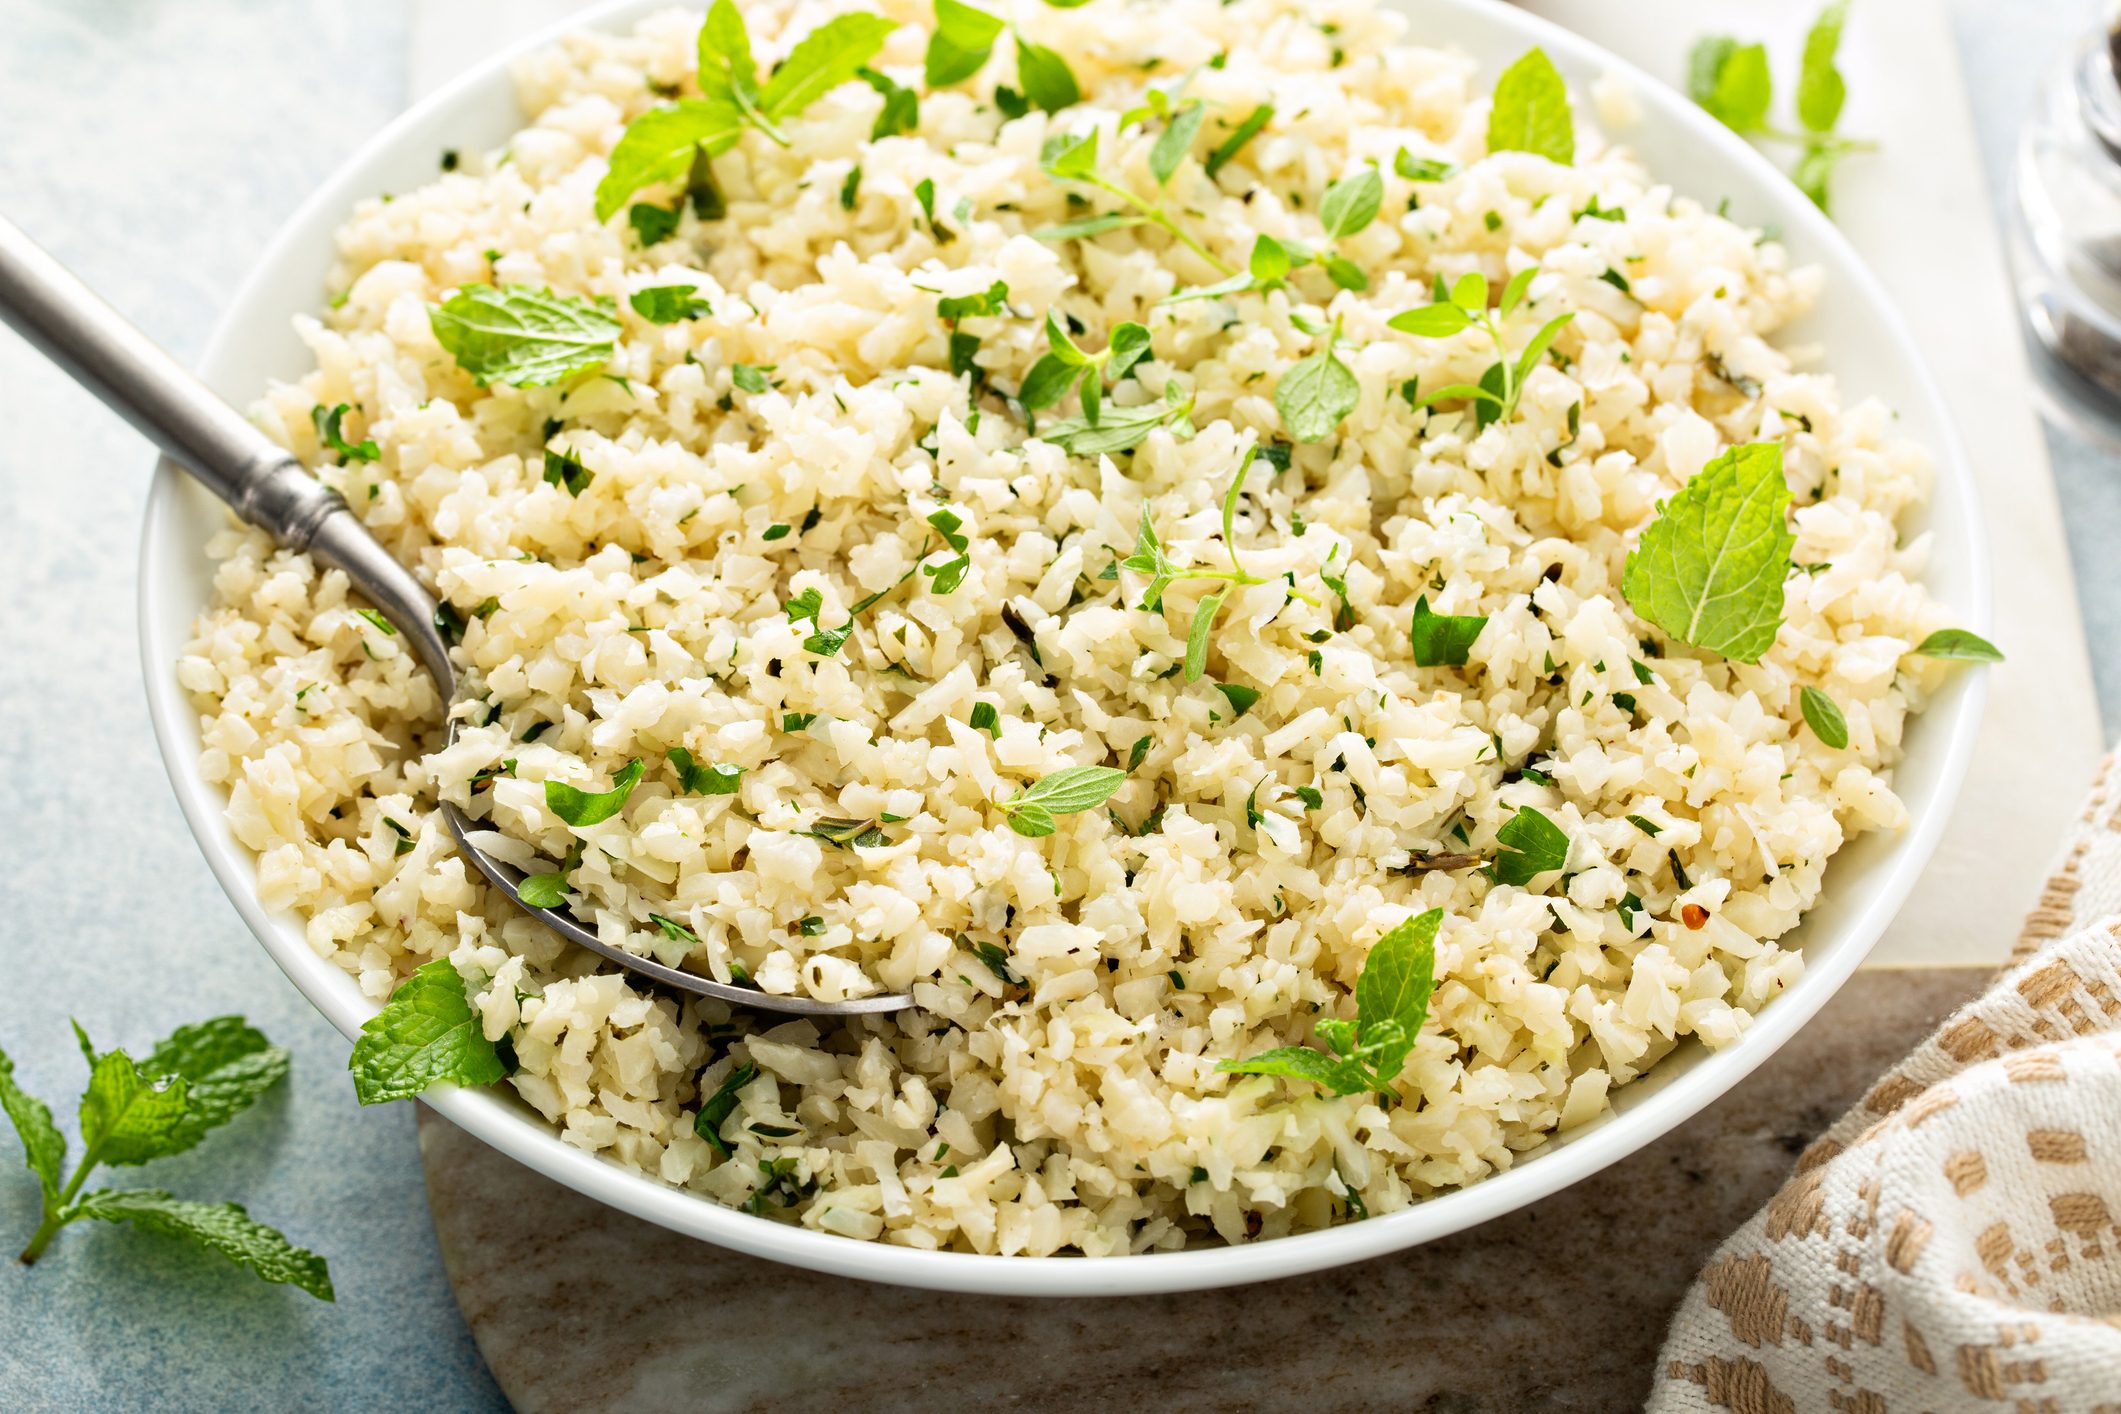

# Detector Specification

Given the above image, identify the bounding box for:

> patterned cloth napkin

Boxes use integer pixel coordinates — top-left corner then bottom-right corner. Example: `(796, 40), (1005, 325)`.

(1651, 761), (2121, 1411)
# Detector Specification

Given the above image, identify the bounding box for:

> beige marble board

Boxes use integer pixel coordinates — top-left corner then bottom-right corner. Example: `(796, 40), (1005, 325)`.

(423, 969), (1982, 1413)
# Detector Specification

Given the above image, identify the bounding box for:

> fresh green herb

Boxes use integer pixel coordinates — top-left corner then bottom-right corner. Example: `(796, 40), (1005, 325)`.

(629, 284), (713, 323)
(1314, 167), (1383, 289)
(629, 200), (684, 245)
(1216, 908), (1441, 1098)
(1149, 101), (1206, 185)
(962, 936), (1026, 987)
(354, 607), (397, 637)
(1492, 806), (1570, 888)
(1620, 441), (1794, 662)
(1275, 319), (1359, 443)
(1160, 231), (1295, 306)
(926, 0), (1005, 86)
(839, 165), (863, 209)
(1015, 33), (1081, 113)
(1121, 459), (1297, 680)
(1394, 149), (1459, 183)
(1036, 126), (1235, 274)
(1019, 309), (1151, 422)
(429, 285), (620, 387)
(1127, 735), (1151, 770)
(693, 1061), (759, 1159)
(1626, 814), (1662, 837)
(1295, 785), (1323, 810)
(1205, 103), (1273, 179)
(732, 363), (774, 393)
(542, 446), (594, 497)
(762, 522), (792, 541)
(595, 101), (745, 222)
(1, 1018), (324, 1299)
(311, 404), (379, 463)
(1798, 685), (1848, 749)
(803, 816), (888, 849)
(1909, 628), (2003, 663)
(1037, 380), (1195, 456)
(668, 747), (744, 795)
(782, 712), (817, 731)
(1487, 48), (1573, 165)
(545, 759), (645, 827)
(995, 765), (1129, 837)
(936, 279), (1009, 321)
(1617, 891), (1644, 930)
(1216, 683), (1261, 717)
(699, 0), (896, 148)
(859, 66), (919, 138)
(1388, 266), (1573, 428)
(648, 914), (702, 949)
(1687, 2), (1871, 211)
(798, 915), (827, 936)
(350, 958), (508, 1106)
(970, 702), (1001, 736)
(1409, 594), (1487, 668)
(921, 507), (974, 595)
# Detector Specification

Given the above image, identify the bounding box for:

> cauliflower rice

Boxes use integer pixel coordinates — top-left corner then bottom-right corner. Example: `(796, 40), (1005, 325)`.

(180, 0), (1962, 1252)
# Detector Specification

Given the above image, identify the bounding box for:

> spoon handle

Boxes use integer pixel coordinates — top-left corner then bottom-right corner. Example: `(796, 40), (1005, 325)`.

(0, 214), (452, 689)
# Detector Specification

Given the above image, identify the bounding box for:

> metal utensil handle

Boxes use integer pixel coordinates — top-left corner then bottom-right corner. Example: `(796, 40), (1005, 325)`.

(0, 214), (453, 689)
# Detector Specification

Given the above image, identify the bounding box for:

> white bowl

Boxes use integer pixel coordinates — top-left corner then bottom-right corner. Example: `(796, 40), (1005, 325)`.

(138, 0), (1989, 1296)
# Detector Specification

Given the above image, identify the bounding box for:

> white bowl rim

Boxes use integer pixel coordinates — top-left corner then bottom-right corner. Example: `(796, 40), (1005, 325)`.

(136, 0), (1990, 1297)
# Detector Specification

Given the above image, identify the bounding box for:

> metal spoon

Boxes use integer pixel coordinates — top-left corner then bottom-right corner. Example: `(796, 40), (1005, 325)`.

(0, 216), (911, 1017)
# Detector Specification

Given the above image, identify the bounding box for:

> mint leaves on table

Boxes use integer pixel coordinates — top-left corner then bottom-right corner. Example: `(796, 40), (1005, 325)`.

(311, 403), (378, 463)
(1621, 441), (1794, 662)
(995, 764), (1129, 837)
(1, 1018), (331, 1300)
(1687, 1), (1871, 212)
(1487, 48), (1573, 165)
(595, 2), (894, 220)
(1799, 685), (1849, 749)
(1217, 908), (1441, 1099)
(1409, 594), (1487, 668)
(546, 759), (645, 827)
(429, 285), (620, 387)
(1491, 806), (1571, 887)
(1389, 266), (1573, 429)
(1909, 627), (2004, 664)
(349, 957), (509, 1106)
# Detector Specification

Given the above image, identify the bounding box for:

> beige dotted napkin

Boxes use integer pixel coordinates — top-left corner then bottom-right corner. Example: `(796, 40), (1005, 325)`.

(1652, 758), (2121, 1412)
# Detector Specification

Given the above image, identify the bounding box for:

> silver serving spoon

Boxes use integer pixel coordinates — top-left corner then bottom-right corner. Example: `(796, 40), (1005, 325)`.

(0, 216), (911, 1017)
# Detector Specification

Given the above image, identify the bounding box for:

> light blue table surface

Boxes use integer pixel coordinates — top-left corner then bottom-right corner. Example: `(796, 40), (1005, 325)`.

(0, 1), (2109, 1409)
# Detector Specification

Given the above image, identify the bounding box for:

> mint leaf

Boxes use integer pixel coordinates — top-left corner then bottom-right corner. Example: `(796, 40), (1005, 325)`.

(311, 404), (379, 464)
(937, 279), (1008, 321)
(1796, 1), (1849, 134)
(0, 1044), (64, 1204)
(1038, 387), (1192, 456)
(629, 284), (712, 324)
(1216, 1044), (1369, 1094)
(758, 12), (897, 121)
(668, 747), (744, 796)
(1409, 594), (1487, 668)
(1319, 168), (1382, 240)
(1799, 685), (1849, 749)
(1621, 441), (1793, 662)
(1185, 587), (1225, 682)
(860, 67), (920, 139)
(1492, 806), (1569, 888)
(1149, 101), (1206, 185)
(429, 285), (620, 387)
(926, 0), (1002, 86)
(1276, 329), (1359, 443)
(1216, 682), (1260, 717)
(693, 1061), (759, 1159)
(695, 0), (758, 106)
(517, 873), (569, 909)
(348, 958), (507, 1105)
(1689, 37), (1772, 132)
(1014, 34), (1080, 115)
(75, 1029), (194, 1168)
(1205, 103), (1272, 179)
(1354, 908), (1440, 1079)
(140, 1017), (289, 1158)
(1487, 48), (1573, 165)
(1009, 765), (1128, 815)
(1387, 301), (1475, 338)
(71, 1189), (334, 1301)
(1394, 149), (1458, 182)
(545, 759), (645, 827)
(628, 201), (683, 246)
(594, 99), (744, 222)
(1910, 627), (2003, 663)
(543, 447), (593, 497)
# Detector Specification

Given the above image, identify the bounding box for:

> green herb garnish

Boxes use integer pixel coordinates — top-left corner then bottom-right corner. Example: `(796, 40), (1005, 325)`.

(859, 66), (919, 138)
(1035, 126), (1234, 274)
(1909, 628), (2003, 663)
(1275, 318), (1359, 443)
(545, 759), (645, 827)
(1620, 441), (1793, 662)
(1492, 806), (1570, 888)
(1798, 685), (1848, 749)
(1216, 908), (1440, 1098)
(1205, 103), (1273, 179)
(542, 446), (594, 497)
(311, 403), (379, 463)
(350, 957), (509, 1106)
(629, 284), (713, 324)
(1409, 594), (1487, 668)
(995, 765), (1129, 837)
(1388, 266), (1572, 428)
(1687, 2), (1870, 211)
(694, 1061), (759, 1159)
(1487, 48), (1573, 164)
(668, 747), (744, 795)
(429, 285), (619, 387)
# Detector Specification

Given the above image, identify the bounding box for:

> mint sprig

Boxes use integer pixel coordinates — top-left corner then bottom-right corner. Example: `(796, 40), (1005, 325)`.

(1620, 441), (1794, 662)
(922, 0), (1078, 113)
(995, 764), (1129, 837)
(349, 957), (509, 1106)
(1217, 909), (1442, 1099)
(1, 1019), (328, 1299)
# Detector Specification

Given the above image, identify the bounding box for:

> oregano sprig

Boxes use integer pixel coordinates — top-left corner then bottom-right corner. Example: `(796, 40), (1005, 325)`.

(1388, 266), (1573, 429)
(995, 764), (1130, 837)
(1034, 126), (1235, 276)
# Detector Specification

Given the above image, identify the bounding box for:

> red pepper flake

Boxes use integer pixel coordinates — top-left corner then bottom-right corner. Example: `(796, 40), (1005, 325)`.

(1680, 903), (1708, 930)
